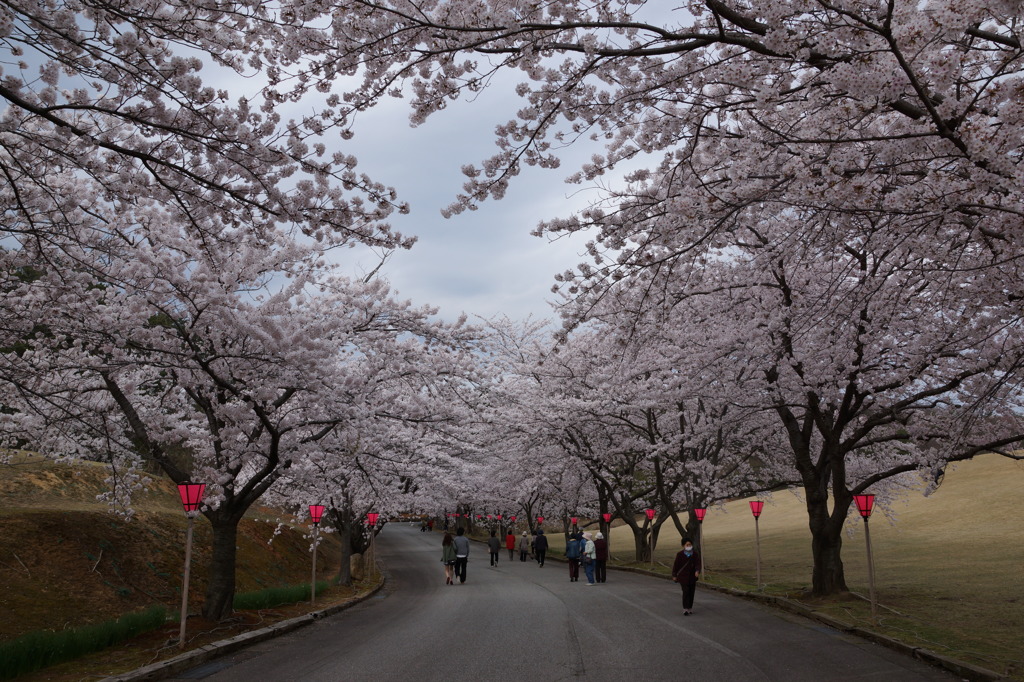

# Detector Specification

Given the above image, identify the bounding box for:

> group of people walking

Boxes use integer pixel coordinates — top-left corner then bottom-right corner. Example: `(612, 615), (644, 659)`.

(564, 530), (607, 585)
(438, 526), (702, 614)
(440, 527), (471, 584)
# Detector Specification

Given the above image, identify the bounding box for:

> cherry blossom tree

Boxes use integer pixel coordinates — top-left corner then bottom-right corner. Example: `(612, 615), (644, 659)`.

(0, 0), (414, 258)
(307, 0), (1024, 593)
(0, 215), (475, 618)
(578, 198), (1024, 593)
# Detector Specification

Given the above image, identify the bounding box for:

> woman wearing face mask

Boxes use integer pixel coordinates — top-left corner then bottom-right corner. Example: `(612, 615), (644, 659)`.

(671, 537), (701, 615)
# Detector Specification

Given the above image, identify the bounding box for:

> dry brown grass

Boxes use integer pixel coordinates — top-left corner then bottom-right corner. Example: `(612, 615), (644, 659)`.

(0, 452), (354, 679)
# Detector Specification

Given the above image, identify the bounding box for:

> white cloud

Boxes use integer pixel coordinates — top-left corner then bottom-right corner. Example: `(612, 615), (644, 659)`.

(332, 78), (601, 323)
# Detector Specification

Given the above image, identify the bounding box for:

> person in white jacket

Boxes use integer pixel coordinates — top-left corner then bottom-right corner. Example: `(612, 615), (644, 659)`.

(582, 532), (597, 585)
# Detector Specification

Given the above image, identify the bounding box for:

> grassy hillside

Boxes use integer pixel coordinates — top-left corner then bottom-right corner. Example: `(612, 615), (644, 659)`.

(545, 454), (1024, 680)
(0, 453), (344, 643)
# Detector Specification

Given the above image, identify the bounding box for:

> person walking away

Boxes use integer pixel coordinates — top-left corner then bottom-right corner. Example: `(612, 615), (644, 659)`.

(534, 529), (549, 567)
(582, 532), (597, 585)
(453, 527), (471, 584)
(594, 532), (609, 583)
(441, 533), (457, 585)
(565, 532), (582, 582)
(518, 532), (531, 561)
(506, 530), (516, 561)
(671, 537), (701, 614)
(488, 530), (502, 566)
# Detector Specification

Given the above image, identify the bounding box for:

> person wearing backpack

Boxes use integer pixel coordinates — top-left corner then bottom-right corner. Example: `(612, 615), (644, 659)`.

(518, 531), (531, 561)
(565, 532), (582, 582)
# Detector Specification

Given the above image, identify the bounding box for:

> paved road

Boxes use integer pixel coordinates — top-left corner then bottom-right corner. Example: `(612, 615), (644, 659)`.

(171, 525), (955, 682)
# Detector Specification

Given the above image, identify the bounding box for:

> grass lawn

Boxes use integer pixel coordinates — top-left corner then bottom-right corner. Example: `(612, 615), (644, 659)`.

(543, 454), (1023, 680)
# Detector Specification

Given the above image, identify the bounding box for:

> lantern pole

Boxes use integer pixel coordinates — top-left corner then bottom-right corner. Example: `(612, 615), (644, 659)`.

(366, 512), (380, 579)
(180, 515), (195, 648)
(602, 513), (612, 562)
(311, 523), (319, 606)
(749, 501), (764, 591)
(694, 508), (707, 575)
(176, 482), (205, 650)
(854, 494), (878, 625)
(644, 508), (656, 570)
(309, 505), (325, 606)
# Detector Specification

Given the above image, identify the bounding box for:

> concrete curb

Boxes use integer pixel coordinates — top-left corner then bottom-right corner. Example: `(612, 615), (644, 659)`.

(605, 564), (1007, 682)
(101, 575), (386, 682)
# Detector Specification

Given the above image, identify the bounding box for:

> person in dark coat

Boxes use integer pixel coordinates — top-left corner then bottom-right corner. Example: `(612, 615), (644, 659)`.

(565, 532), (582, 581)
(533, 528), (549, 566)
(671, 537), (701, 615)
(488, 530), (502, 566)
(441, 533), (457, 585)
(594, 532), (609, 583)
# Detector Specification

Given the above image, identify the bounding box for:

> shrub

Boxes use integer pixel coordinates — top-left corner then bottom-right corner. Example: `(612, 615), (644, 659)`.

(0, 605), (168, 680)
(232, 581), (329, 611)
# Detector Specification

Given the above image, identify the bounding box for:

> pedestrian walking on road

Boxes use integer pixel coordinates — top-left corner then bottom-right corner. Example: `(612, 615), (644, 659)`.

(518, 532), (531, 561)
(565, 532), (582, 582)
(441, 533), (457, 585)
(594, 532), (608, 583)
(534, 528), (548, 567)
(506, 531), (516, 561)
(582, 532), (597, 585)
(453, 527), (471, 584)
(488, 530), (502, 566)
(671, 537), (701, 614)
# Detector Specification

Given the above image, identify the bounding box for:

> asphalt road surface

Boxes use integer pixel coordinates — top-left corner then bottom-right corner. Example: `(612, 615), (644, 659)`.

(169, 525), (957, 682)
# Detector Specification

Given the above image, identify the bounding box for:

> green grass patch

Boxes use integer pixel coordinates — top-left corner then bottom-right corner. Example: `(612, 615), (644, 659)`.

(0, 605), (168, 680)
(232, 581), (329, 611)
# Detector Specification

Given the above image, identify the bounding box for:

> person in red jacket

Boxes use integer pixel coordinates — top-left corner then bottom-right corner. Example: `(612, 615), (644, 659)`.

(505, 530), (516, 560)
(671, 537), (701, 615)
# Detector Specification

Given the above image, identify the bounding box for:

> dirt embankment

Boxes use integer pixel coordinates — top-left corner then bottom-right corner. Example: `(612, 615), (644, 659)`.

(0, 455), (342, 642)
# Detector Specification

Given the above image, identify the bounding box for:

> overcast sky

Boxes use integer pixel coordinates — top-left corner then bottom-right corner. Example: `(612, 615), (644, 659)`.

(333, 75), (603, 325)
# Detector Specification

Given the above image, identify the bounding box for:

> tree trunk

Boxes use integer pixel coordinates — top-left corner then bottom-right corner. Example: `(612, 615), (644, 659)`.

(805, 489), (849, 596)
(202, 514), (239, 620)
(629, 523), (650, 562)
(334, 510), (353, 586)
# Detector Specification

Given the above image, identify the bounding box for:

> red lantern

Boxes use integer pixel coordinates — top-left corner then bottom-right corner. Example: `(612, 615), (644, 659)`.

(571, 516), (578, 525)
(749, 501), (764, 518)
(536, 516), (544, 524)
(853, 494), (875, 518)
(510, 515), (517, 522)
(694, 508), (707, 522)
(309, 505), (325, 525)
(644, 508), (656, 521)
(177, 482), (205, 513)
(601, 513), (612, 523)
(367, 512), (380, 526)
(487, 514), (493, 519)
(497, 514), (503, 520)
(477, 514), (482, 520)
